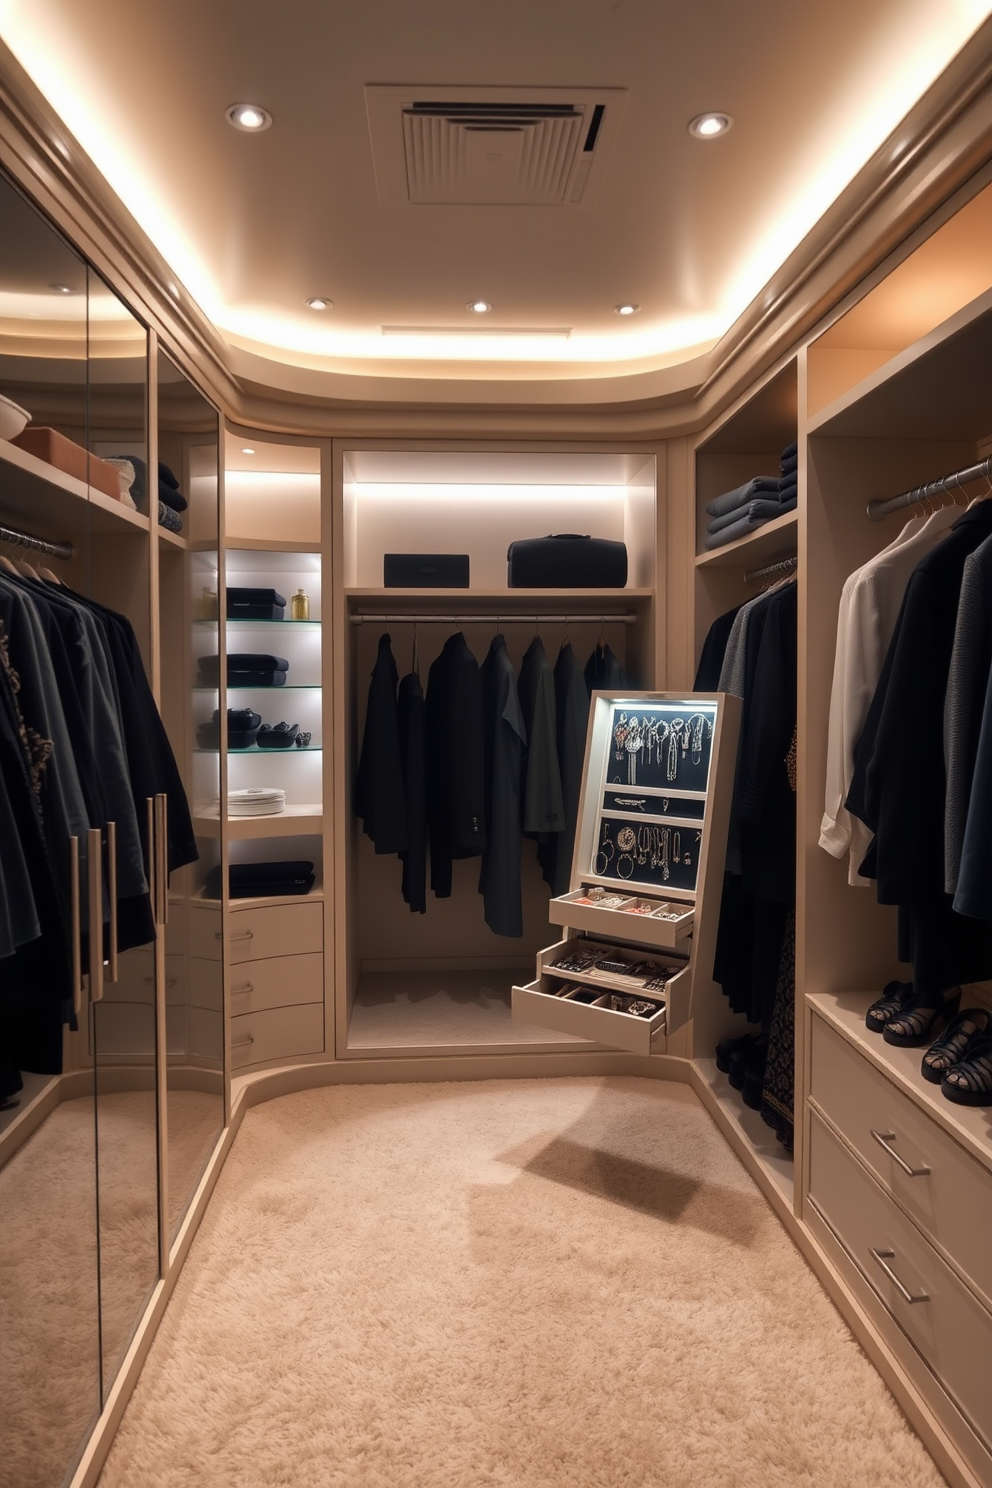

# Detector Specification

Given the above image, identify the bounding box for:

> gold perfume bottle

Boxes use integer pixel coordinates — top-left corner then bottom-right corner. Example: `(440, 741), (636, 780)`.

(290, 587), (310, 621)
(200, 587), (218, 620)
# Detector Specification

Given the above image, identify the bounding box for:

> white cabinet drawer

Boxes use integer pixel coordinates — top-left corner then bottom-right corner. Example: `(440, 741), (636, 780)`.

(228, 902), (323, 964)
(810, 1015), (992, 1309)
(550, 889), (694, 950)
(230, 1003), (324, 1068)
(809, 1111), (992, 1451)
(228, 953), (324, 1015)
(512, 973), (667, 1056)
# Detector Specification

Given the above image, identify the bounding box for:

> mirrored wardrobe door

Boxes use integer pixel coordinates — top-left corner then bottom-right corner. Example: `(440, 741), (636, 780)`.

(157, 349), (225, 1245)
(0, 173), (101, 1488)
(84, 266), (161, 1400)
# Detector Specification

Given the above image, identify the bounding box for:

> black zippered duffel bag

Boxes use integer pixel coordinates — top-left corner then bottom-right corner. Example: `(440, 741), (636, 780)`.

(507, 534), (627, 588)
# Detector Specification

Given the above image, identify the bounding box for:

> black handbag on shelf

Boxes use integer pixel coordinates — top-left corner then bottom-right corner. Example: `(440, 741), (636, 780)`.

(506, 534), (627, 588)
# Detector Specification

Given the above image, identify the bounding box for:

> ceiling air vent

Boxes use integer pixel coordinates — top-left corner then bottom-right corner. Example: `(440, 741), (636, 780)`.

(365, 85), (628, 208)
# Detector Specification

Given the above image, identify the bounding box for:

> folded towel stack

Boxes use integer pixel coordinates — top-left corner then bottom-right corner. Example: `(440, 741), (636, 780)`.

(109, 455), (188, 531)
(226, 787), (286, 817)
(703, 441), (798, 550)
(778, 439), (798, 504)
(227, 587), (288, 621)
(199, 653), (291, 688)
(203, 860), (316, 899)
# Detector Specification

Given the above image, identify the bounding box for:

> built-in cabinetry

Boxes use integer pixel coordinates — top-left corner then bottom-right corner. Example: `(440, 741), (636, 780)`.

(684, 176), (992, 1488)
(6, 71), (992, 1488)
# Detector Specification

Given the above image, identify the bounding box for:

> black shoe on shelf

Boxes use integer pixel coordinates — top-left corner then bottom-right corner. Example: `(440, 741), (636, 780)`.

(865, 980), (914, 1033)
(882, 989), (961, 1049)
(921, 1008), (992, 1084)
(728, 1036), (768, 1091)
(940, 1033), (992, 1106)
(716, 1032), (757, 1074)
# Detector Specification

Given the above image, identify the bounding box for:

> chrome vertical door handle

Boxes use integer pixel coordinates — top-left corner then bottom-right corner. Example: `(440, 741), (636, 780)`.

(69, 835), (82, 1015)
(87, 826), (104, 1002)
(106, 819), (118, 982)
(155, 793), (168, 926)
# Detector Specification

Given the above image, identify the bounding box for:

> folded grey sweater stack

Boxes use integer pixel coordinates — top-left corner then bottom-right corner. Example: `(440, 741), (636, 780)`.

(703, 440), (798, 550)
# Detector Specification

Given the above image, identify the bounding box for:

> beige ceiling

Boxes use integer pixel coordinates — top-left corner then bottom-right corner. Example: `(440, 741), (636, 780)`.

(2, 0), (990, 403)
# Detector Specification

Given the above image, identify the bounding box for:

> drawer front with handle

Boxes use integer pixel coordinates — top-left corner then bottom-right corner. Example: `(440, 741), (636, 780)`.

(808, 1111), (992, 1450)
(230, 1003), (324, 1069)
(228, 953), (324, 1016)
(223, 902), (323, 964)
(512, 974), (666, 1056)
(809, 1014), (992, 1309)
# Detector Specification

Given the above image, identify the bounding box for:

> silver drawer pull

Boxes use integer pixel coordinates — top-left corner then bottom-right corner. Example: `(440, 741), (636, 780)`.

(870, 1247), (930, 1304)
(870, 1129), (931, 1178)
(231, 984), (254, 996)
(231, 1035), (255, 1049)
(227, 930), (254, 942)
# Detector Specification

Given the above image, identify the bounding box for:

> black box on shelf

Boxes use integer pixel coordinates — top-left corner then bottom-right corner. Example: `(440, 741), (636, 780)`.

(383, 553), (470, 587)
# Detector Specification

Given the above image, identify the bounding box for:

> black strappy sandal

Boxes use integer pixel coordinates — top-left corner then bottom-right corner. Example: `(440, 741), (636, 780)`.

(941, 1034), (992, 1106)
(921, 1008), (992, 1084)
(865, 980), (914, 1034)
(882, 988), (961, 1048)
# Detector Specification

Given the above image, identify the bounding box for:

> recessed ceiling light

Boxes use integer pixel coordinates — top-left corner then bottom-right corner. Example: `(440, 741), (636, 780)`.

(226, 103), (272, 132)
(688, 112), (733, 139)
(241, 447), (255, 455)
(614, 303), (640, 316)
(468, 301), (492, 314)
(50, 283), (76, 294)
(305, 297), (332, 311)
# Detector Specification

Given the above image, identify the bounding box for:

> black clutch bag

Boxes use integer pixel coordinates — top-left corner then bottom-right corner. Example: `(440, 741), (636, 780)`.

(506, 535), (627, 588)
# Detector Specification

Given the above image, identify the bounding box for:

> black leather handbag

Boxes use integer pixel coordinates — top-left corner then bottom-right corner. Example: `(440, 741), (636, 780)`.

(506, 534), (628, 588)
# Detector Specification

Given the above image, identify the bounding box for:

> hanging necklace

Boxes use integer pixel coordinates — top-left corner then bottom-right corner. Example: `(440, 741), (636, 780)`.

(687, 712), (713, 766)
(594, 821), (615, 875)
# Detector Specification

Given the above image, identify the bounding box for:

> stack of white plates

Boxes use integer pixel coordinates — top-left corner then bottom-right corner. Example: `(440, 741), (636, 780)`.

(226, 788), (286, 817)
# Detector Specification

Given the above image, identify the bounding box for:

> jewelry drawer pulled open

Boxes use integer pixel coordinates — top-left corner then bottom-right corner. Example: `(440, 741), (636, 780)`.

(512, 936), (687, 1055)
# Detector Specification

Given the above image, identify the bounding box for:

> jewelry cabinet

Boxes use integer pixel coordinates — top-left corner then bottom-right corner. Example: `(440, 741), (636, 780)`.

(512, 690), (740, 1057)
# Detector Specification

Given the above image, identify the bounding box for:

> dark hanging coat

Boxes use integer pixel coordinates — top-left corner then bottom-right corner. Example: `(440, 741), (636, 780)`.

(354, 633), (407, 855)
(398, 670), (427, 914)
(847, 501), (992, 994)
(518, 639), (565, 884)
(479, 635), (527, 936)
(584, 641), (628, 694)
(547, 642), (590, 897)
(426, 632), (486, 897)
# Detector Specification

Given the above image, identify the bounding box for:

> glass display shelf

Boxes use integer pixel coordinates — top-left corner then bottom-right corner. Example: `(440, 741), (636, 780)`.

(193, 619), (322, 626)
(193, 746), (323, 754)
(194, 684), (323, 691)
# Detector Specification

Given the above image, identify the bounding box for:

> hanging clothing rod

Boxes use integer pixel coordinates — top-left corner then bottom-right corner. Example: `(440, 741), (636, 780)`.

(867, 455), (991, 521)
(0, 520), (74, 562)
(744, 555), (797, 585)
(350, 612), (638, 626)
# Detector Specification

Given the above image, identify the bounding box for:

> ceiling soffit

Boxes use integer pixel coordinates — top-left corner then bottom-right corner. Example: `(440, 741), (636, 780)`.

(2, 23), (992, 436)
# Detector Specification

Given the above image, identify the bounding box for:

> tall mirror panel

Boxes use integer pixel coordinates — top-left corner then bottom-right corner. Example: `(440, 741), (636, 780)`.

(0, 173), (101, 1488)
(85, 265), (161, 1399)
(158, 350), (225, 1244)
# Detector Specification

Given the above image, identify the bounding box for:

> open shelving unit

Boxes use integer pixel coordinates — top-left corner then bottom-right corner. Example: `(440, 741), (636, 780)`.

(336, 444), (662, 1058)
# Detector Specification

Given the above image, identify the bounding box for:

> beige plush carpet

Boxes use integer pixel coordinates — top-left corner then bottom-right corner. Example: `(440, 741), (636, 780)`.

(98, 1077), (946, 1488)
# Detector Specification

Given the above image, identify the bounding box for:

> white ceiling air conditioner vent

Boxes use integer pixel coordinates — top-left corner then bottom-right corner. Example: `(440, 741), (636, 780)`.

(365, 85), (628, 208)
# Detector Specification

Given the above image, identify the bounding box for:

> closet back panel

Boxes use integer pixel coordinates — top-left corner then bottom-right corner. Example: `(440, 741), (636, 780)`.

(348, 616), (634, 1014)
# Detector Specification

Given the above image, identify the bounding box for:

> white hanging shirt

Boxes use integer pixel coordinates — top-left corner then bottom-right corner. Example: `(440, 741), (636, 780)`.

(819, 507), (959, 884)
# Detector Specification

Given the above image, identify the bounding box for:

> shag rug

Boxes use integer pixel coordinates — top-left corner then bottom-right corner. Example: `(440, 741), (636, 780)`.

(98, 1077), (946, 1488)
